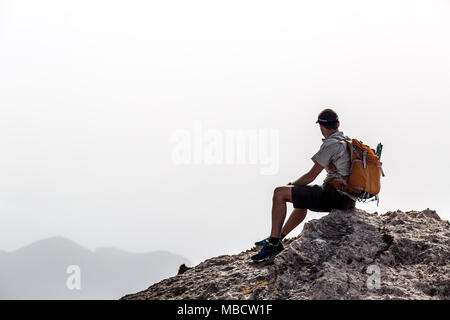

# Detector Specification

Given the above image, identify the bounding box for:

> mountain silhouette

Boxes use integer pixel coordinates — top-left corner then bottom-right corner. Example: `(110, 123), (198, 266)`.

(0, 236), (190, 299)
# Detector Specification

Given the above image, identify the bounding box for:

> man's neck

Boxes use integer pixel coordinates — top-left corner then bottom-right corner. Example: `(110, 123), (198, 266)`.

(324, 130), (339, 139)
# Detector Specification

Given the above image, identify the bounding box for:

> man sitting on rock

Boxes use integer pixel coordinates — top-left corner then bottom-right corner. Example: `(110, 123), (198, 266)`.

(251, 108), (357, 261)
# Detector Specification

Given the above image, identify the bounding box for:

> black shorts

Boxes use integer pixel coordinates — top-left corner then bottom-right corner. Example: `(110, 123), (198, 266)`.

(291, 183), (356, 212)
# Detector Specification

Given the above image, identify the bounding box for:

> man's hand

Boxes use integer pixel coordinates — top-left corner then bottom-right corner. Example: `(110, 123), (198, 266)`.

(291, 161), (324, 186)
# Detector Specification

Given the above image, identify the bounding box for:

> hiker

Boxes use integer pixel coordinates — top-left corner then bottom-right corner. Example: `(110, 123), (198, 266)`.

(251, 108), (357, 261)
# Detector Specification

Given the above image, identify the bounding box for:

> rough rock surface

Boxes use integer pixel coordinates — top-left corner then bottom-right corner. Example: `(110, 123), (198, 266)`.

(122, 208), (449, 300)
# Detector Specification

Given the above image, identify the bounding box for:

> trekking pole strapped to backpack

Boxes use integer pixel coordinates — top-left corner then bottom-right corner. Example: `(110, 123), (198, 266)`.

(376, 143), (383, 159)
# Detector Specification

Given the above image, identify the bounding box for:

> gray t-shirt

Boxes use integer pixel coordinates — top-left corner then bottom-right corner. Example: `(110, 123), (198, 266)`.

(311, 131), (351, 184)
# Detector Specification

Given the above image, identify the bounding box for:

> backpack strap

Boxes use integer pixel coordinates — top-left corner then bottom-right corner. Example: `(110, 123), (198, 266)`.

(326, 137), (349, 171)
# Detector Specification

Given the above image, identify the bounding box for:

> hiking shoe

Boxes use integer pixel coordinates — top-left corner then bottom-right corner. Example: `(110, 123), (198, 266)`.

(254, 237), (270, 248)
(254, 237), (283, 248)
(251, 241), (284, 261)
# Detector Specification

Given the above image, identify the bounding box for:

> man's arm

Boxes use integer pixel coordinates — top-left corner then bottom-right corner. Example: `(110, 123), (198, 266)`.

(291, 161), (324, 186)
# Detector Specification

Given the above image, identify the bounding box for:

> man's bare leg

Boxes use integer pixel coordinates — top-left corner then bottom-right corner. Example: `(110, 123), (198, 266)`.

(270, 186), (293, 238)
(281, 208), (307, 237)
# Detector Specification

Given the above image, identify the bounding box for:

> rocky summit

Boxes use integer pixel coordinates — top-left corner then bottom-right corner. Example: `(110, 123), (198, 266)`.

(122, 208), (449, 300)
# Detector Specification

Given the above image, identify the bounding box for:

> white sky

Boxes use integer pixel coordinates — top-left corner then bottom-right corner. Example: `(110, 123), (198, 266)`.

(0, 0), (449, 264)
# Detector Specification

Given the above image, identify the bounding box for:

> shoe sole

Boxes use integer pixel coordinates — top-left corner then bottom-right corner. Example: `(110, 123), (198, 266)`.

(251, 249), (284, 262)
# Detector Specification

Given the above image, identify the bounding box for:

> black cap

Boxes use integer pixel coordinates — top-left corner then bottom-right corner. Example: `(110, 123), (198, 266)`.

(316, 108), (339, 124)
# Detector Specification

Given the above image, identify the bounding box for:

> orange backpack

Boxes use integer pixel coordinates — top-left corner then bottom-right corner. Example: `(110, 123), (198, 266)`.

(330, 138), (384, 202)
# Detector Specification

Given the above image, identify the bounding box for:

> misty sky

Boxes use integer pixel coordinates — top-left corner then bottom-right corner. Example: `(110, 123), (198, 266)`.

(0, 0), (449, 264)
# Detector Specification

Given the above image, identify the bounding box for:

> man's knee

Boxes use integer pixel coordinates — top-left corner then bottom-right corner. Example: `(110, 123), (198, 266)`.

(273, 186), (289, 202)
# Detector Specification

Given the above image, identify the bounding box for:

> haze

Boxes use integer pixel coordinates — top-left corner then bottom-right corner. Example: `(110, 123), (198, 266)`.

(0, 0), (449, 264)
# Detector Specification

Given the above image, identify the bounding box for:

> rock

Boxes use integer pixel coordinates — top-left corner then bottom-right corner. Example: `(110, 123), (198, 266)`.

(177, 264), (191, 275)
(121, 208), (449, 300)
